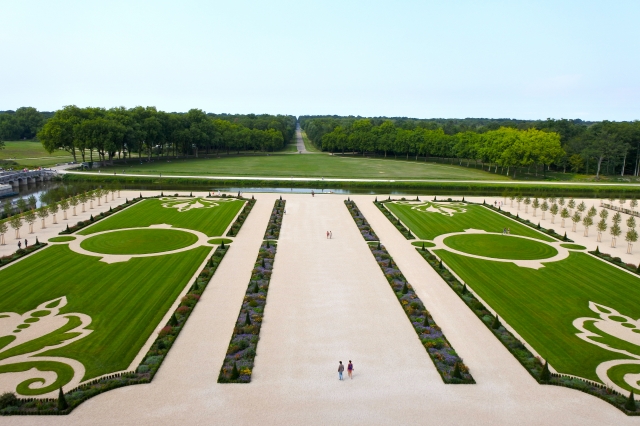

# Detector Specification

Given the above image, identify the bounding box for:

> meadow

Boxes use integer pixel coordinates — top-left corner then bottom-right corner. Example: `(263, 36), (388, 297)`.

(0, 141), (75, 167)
(92, 153), (509, 181)
(79, 198), (244, 237)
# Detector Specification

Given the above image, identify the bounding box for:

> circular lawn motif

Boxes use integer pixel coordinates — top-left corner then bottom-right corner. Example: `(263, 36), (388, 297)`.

(443, 234), (558, 260)
(80, 229), (198, 255)
(48, 236), (76, 243)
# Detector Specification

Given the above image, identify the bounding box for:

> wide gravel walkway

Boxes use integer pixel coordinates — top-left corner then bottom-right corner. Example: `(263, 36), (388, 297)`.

(0, 194), (637, 425)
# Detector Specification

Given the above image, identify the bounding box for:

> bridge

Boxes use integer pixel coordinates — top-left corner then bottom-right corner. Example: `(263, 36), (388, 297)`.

(0, 169), (58, 187)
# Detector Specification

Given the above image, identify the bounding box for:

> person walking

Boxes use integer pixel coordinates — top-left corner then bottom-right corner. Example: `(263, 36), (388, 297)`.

(311, 190), (315, 197)
(18, 241), (21, 250)
(24, 239), (28, 248)
(338, 361), (344, 380)
(326, 231), (329, 239)
(347, 360), (354, 379)
(330, 231), (332, 239)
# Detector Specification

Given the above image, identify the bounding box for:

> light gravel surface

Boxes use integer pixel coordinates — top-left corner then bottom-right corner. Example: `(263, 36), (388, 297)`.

(0, 193), (637, 425)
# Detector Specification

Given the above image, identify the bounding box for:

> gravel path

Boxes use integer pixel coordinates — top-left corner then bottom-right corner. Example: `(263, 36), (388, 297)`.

(0, 194), (637, 425)
(295, 123), (308, 154)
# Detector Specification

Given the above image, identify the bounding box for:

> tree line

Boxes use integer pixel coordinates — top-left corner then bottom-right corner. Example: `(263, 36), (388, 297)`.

(0, 107), (296, 165)
(300, 116), (640, 178)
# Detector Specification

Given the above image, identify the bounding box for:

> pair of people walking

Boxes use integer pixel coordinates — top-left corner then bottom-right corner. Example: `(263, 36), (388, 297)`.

(338, 360), (354, 380)
(326, 231), (332, 239)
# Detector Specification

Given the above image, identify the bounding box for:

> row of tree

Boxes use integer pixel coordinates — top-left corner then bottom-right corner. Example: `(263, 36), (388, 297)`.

(301, 116), (640, 178)
(0, 188), (118, 244)
(0, 108), (53, 141)
(28, 107), (296, 165)
(507, 196), (638, 252)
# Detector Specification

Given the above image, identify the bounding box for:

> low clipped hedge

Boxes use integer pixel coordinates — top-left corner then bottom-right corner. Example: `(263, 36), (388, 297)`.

(264, 198), (286, 240)
(345, 198), (378, 241)
(0, 241), (47, 268)
(374, 198), (414, 240)
(227, 197), (256, 237)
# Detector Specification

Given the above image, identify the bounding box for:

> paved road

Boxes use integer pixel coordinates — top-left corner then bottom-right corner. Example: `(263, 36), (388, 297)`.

(0, 194), (636, 425)
(58, 169), (640, 186)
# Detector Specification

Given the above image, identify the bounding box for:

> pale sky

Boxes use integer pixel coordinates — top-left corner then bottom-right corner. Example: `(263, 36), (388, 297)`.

(1, 0), (638, 121)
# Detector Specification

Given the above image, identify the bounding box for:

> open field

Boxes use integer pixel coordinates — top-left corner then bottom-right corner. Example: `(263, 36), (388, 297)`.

(388, 199), (640, 394)
(80, 228), (198, 254)
(0, 141), (74, 167)
(79, 197), (244, 237)
(90, 154), (509, 181)
(0, 244), (209, 388)
(385, 202), (555, 241)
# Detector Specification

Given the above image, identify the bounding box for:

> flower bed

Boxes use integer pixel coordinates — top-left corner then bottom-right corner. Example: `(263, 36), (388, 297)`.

(0, 245), (229, 416)
(264, 199), (286, 240)
(59, 197), (144, 235)
(374, 199), (414, 240)
(589, 248), (640, 274)
(417, 247), (639, 415)
(227, 197), (256, 237)
(0, 241), (47, 268)
(345, 199), (378, 241)
(368, 242), (473, 383)
(218, 240), (277, 383)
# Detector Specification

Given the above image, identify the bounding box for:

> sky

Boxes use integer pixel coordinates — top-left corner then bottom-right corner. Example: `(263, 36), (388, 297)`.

(1, 0), (639, 121)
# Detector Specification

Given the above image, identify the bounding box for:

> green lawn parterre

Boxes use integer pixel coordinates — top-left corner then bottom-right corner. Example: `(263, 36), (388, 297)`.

(443, 234), (558, 260)
(385, 202), (555, 242)
(80, 228), (198, 255)
(79, 197), (244, 237)
(0, 197), (243, 396)
(384, 200), (640, 394)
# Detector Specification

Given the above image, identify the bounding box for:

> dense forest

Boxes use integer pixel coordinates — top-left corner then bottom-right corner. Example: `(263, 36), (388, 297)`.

(300, 116), (640, 178)
(0, 107), (296, 165)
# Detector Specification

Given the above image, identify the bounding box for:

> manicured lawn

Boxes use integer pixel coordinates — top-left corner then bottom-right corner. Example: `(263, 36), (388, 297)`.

(79, 198), (244, 237)
(0, 244), (210, 388)
(80, 228), (197, 254)
(48, 236), (76, 242)
(435, 250), (640, 386)
(0, 141), (77, 166)
(443, 234), (558, 260)
(561, 243), (587, 250)
(91, 153), (508, 180)
(385, 202), (554, 242)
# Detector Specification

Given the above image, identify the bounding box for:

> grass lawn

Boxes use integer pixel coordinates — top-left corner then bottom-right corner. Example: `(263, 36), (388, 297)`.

(80, 228), (197, 254)
(91, 153), (508, 181)
(435, 250), (640, 387)
(0, 244), (210, 389)
(0, 141), (75, 167)
(385, 202), (554, 242)
(79, 198), (244, 237)
(300, 130), (321, 153)
(443, 234), (558, 260)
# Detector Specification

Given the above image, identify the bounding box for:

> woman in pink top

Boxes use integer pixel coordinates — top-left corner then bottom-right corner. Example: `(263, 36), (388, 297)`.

(347, 360), (354, 379)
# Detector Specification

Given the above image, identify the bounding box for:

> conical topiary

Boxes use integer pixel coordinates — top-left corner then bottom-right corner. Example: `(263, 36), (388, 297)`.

(452, 362), (462, 379)
(421, 242), (425, 251)
(109, 206), (112, 212)
(423, 315), (429, 327)
(462, 196), (465, 202)
(433, 196), (436, 201)
(190, 192), (193, 197)
(90, 214), (94, 222)
(139, 193), (142, 198)
(57, 387), (68, 411)
(169, 313), (178, 326)
(375, 197), (377, 202)
(483, 199), (486, 204)
(438, 260), (443, 269)
(516, 213), (519, 218)
(625, 391), (637, 412)
(230, 362), (240, 380)
(491, 315), (501, 329)
(540, 360), (551, 382)
(161, 192), (164, 196)
(498, 206), (501, 211)
(245, 311), (251, 325)
(377, 241), (381, 250)
(595, 246), (600, 254)
(261, 257), (266, 268)
(402, 282), (408, 294)
(563, 232), (568, 241)
(462, 283), (468, 295)
(266, 240), (270, 248)
(537, 222), (541, 229)
(221, 241), (225, 249)
(35, 237), (39, 245)
(66, 224), (69, 231)
(416, 196), (419, 201)
(279, 195), (282, 201)
(253, 282), (259, 293)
